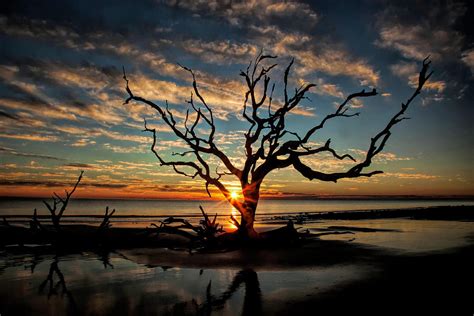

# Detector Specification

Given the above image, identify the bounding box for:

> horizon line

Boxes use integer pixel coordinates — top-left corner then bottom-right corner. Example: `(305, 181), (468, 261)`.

(1, 194), (474, 201)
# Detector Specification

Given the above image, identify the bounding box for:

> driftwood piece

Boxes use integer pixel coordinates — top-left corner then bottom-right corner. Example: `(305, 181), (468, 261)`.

(149, 205), (225, 248)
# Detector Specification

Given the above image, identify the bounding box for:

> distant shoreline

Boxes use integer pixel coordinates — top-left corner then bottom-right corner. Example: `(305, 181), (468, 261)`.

(1, 195), (474, 201)
(3, 205), (474, 222)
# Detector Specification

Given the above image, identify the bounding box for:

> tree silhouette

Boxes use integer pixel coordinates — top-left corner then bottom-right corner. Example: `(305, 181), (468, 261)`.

(123, 53), (432, 239)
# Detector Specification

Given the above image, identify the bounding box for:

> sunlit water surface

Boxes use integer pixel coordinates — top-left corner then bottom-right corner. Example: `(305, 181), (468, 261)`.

(304, 219), (474, 252)
(2, 198), (473, 217)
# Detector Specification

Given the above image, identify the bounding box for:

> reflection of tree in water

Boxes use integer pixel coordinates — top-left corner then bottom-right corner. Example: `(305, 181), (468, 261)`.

(4, 251), (262, 315)
(38, 257), (78, 314)
(194, 269), (262, 316)
(36, 252), (119, 314)
(0, 252), (43, 275)
(25, 252), (43, 273)
(96, 249), (114, 269)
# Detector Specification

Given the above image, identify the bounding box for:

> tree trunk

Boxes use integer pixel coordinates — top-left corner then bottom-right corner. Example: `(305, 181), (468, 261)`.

(236, 183), (261, 239)
(238, 208), (258, 239)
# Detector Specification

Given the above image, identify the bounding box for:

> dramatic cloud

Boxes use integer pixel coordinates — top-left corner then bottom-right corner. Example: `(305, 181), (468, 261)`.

(0, 179), (128, 189)
(291, 47), (380, 86)
(0, 146), (65, 160)
(165, 0), (319, 27)
(377, 24), (462, 61)
(63, 163), (96, 169)
(390, 62), (446, 93)
(0, 1), (472, 197)
(461, 49), (474, 75)
(181, 40), (258, 65)
(375, 2), (467, 62)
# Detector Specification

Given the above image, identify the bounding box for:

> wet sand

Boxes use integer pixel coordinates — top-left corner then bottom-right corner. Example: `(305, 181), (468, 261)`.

(270, 240), (474, 315)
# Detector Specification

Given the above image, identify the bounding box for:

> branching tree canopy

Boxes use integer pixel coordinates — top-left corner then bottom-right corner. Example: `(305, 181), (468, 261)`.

(123, 52), (432, 239)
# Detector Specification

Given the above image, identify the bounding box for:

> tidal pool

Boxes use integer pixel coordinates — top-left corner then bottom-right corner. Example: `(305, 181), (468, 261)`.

(0, 252), (367, 315)
(306, 219), (474, 252)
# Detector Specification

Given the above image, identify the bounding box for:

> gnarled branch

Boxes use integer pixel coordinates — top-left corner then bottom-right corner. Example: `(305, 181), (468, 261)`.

(98, 206), (116, 232)
(41, 171), (83, 232)
(290, 57), (433, 183)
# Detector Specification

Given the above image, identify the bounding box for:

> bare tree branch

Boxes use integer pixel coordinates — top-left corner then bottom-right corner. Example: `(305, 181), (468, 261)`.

(123, 67), (242, 181)
(98, 206), (116, 232)
(290, 57), (433, 183)
(41, 171), (83, 231)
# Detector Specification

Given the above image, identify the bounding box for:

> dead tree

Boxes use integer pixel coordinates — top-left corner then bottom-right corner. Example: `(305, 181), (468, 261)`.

(98, 206), (116, 232)
(123, 53), (432, 239)
(39, 171), (83, 232)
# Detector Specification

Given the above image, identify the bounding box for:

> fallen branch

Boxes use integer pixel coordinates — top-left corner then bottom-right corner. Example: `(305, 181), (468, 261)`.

(149, 206), (225, 248)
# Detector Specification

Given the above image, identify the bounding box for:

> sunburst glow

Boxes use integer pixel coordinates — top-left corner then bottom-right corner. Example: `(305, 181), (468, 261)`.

(230, 191), (239, 200)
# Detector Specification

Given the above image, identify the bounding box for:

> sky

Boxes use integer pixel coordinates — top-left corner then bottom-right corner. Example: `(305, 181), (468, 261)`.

(0, 0), (473, 199)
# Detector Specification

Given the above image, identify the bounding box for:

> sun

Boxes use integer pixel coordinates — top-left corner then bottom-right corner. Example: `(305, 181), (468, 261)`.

(230, 191), (239, 200)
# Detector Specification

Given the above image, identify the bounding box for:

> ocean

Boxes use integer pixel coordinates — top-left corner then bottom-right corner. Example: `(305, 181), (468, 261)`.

(1, 197), (473, 219)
